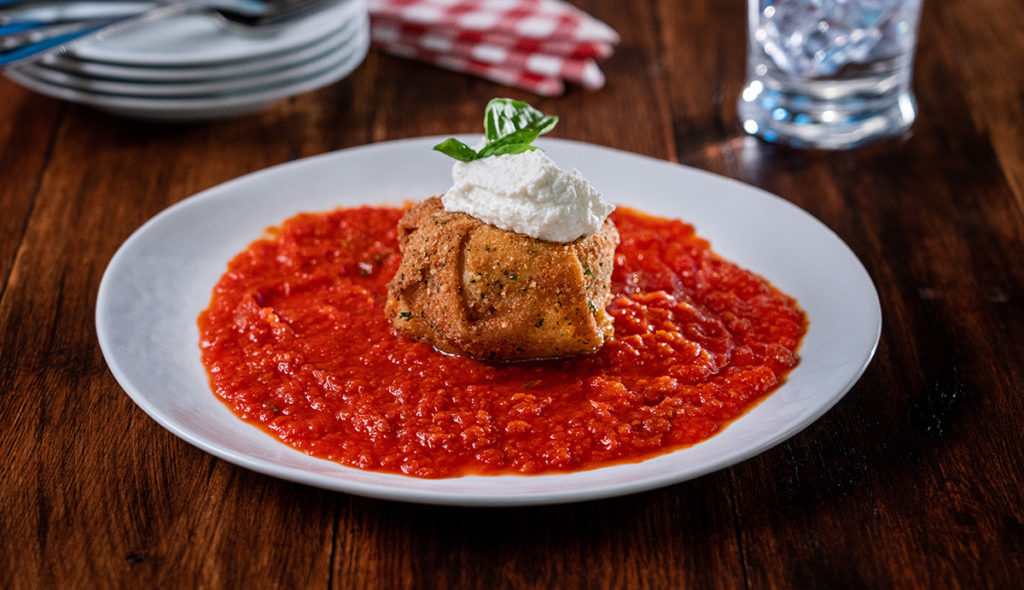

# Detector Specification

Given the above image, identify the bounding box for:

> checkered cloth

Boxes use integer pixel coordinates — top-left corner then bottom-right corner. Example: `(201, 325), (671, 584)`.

(367, 0), (619, 96)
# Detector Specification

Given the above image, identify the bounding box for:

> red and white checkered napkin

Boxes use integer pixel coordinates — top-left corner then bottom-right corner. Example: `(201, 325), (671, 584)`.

(367, 0), (620, 96)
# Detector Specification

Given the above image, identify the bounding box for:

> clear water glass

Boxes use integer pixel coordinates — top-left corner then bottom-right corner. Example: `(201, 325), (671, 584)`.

(738, 0), (923, 149)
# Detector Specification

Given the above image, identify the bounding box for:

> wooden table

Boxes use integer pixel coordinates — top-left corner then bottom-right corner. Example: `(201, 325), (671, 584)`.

(3, 0), (1022, 587)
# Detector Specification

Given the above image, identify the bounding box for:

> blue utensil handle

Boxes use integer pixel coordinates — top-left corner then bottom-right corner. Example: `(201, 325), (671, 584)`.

(0, 11), (151, 66)
(0, 3), (191, 67)
(0, 21), (38, 33)
(0, 1), (319, 66)
(1, 20), (112, 65)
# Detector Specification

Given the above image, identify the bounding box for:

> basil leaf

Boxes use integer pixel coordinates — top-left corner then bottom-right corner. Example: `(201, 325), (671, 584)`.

(432, 138), (479, 162)
(478, 143), (538, 158)
(484, 98), (559, 142)
(477, 128), (545, 158)
(433, 99), (558, 162)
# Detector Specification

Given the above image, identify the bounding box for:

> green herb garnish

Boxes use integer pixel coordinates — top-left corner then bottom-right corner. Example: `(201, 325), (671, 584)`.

(433, 98), (558, 162)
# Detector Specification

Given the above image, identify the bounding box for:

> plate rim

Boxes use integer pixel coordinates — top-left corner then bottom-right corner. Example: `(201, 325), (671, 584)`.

(5, 24), (369, 120)
(96, 136), (882, 506)
(68, 0), (364, 66)
(15, 19), (362, 98)
(25, 17), (362, 93)
(42, 29), (339, 81)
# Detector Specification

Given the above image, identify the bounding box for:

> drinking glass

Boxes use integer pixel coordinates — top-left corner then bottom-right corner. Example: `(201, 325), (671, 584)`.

(738, 0), (923, 149)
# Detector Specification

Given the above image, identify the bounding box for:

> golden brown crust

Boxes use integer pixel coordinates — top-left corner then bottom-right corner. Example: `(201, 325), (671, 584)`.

(385, 196), (619, 362)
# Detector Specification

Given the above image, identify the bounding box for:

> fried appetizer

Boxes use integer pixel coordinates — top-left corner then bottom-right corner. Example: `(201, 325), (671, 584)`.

(385, 197), (619, 362)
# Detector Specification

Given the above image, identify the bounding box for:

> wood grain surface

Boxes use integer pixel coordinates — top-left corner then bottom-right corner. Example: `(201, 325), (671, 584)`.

(2, 0), (1022, 588)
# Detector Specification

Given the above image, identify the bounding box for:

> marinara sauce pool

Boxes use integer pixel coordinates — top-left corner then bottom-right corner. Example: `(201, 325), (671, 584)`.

(198, 206), (807, 478)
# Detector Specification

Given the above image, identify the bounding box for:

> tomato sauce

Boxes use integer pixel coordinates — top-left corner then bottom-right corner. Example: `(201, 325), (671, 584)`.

(198, 206), (806, 478)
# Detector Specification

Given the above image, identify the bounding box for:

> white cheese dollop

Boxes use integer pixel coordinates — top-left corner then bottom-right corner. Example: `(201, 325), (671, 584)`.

(441, 150), (614, 243)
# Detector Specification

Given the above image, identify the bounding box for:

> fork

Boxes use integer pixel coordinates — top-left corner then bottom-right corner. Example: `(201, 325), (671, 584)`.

(1, 0), (342, 67)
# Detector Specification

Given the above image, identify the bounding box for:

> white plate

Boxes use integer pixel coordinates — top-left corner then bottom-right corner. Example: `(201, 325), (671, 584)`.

(37, 18), (355, 84)
(96, 138), (881, 506)
(7, 1), (159, 22)
(17, 20), (360, 98)
(5, 20), (368, 121)
(68, 0), (362, 66)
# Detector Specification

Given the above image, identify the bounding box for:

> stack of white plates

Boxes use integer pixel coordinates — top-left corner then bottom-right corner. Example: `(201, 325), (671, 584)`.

(5, 0), (369, 121)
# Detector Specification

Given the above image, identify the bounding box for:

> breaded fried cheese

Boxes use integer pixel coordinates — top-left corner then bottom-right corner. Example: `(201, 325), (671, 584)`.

(385, 197), (619, 362)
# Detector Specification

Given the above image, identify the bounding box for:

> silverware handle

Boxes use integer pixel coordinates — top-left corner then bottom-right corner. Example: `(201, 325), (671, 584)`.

(1, 3), (188, 67)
